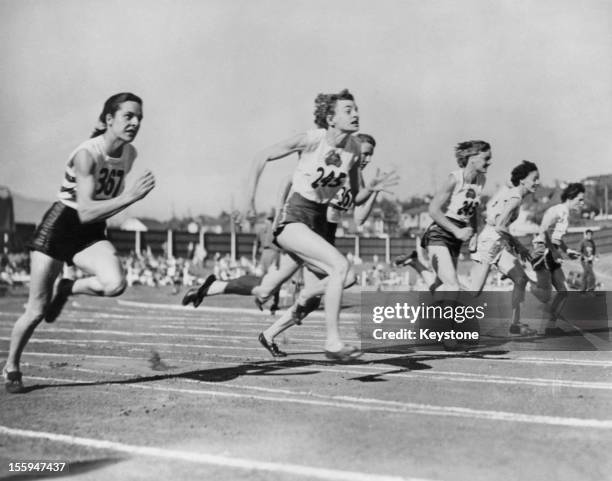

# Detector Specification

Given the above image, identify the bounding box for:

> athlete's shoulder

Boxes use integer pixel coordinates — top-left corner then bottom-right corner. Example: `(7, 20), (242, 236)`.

(297, 129), (325, 153)
(67, 137), (100, 168)
(542, 202), (564, 221)
(71, 136), (107, 159)
(304, 128), (326, 144)
(71, 136), (100, 155)
(547, 203), (566, 215)
(448, 169), (462, 186)
(507, 186), (522, 200)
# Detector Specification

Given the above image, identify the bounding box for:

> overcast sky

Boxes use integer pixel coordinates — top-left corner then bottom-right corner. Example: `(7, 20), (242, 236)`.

(2, 0), (611, 221)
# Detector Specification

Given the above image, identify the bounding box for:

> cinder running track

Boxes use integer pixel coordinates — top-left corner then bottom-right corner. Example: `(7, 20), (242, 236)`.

(1, 287), (611, 481)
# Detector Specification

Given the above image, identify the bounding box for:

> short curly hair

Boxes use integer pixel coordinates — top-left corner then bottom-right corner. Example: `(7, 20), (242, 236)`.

(510, 160), (538, 186)
(356, 133), (376, 147)
(454, 140), (491, 167)
(313, 89), (355, 129)
(561, 182), (585, 202)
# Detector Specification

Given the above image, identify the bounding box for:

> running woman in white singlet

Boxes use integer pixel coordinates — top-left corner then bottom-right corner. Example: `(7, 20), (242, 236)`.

(181, 134), (382, 323)
(470, 161), (540, 335)
(530, 183), (585, 335)
(240, 90), (395, 361)
(422, 141), (491, 291)
(3, 93), (155, 393)
(255, 134), (389, 355)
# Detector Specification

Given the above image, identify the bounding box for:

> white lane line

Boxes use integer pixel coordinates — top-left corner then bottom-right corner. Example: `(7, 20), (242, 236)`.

(26, 360), (612, 392)
(0, 327), (332, 345)
(16, 327), (612, 366)
(116, 299), (363, 320)
(0, 426), (424, 481)
(3, 320), (612, 362)
(459, 356), (612, 367)
(23, 356), (612, 391)
(5, 334), (612, 370)
(21, 374), (612, 429)
(5, 343), (612, 382)
(0, 337), (323, 352)
(16, 351), (208, 365)
(0, 317), (335, 337)
(516, 356), (612, 366)
(0, 308), (337, 329)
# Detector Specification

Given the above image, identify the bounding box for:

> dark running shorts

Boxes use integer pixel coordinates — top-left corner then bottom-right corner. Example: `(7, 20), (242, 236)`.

(274, 192), (329, 242)
(324, 221), (338, 246)
(273, 192), (336, 277)
(29, 201), (107, 265)
(421, 217), (467, 260)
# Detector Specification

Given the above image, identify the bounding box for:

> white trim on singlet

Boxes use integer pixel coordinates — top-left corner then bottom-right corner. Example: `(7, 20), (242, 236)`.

(58, 136), (136, 209)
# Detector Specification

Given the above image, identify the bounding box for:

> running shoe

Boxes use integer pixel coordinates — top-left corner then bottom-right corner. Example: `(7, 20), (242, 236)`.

(44, 278), (74, 323)
(258, 333), (287, 357)
(181, 274), (216, 308)
(3, 367), (24, 394)
(324, 344), (363, 362)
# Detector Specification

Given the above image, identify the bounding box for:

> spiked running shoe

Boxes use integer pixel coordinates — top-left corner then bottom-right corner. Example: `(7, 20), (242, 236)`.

(258, 333), (287, 357)
(182, 274), (216, 308)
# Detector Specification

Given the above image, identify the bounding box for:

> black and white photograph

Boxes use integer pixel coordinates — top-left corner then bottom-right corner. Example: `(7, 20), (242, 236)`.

(1, 1), (611, 480)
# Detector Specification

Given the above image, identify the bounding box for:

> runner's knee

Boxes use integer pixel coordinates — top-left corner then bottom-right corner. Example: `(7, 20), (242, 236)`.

(101, 276), (127, 297)
(344, 268), (356, 288)
(23, 305), (46, 324)
(330, 256), (350, 280)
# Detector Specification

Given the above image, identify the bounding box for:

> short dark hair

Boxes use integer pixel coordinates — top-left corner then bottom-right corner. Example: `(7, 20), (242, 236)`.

(585, 229), (593, 235)
(313, 89), (355, 129)
(510, 160), (538, 186)
(91, 92), (142, 138)
(561, 182), (585, 202)
(356, 133), (376, 147)
(455, 140), (491, 168)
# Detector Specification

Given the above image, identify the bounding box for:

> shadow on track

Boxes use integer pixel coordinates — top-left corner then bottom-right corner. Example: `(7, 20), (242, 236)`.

(17, 350), (515, 393)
